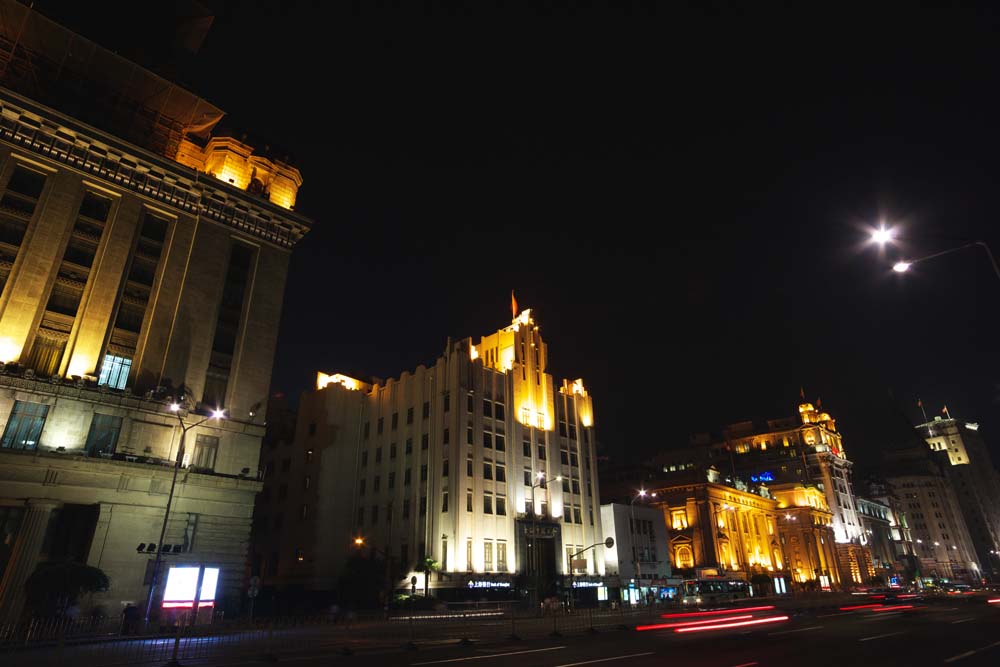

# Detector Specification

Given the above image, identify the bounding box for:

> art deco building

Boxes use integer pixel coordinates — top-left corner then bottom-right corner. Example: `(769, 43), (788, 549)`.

(916, 417), (1000, 580)
(0, 2), (310, 619)
(600, 502), (672, 601)
(254, 309), (604, 601)
(883, 445), (981, 584)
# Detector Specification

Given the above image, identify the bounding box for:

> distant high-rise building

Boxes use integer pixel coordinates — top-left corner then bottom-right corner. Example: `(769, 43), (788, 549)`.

(882, 444), (981, 584)
(0, 1), (311, 620)
(915, 416), (1000, 580)
(253, 309), (605, 603)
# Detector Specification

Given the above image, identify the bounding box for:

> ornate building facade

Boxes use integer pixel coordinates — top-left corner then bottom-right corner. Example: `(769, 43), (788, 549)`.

(254, 309), (605, 601)
(0, 2), (310, 620)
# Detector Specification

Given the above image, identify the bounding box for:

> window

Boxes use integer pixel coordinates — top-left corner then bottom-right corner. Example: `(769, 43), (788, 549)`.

(483, 462), (493, 480)
(375, 447), (382, 463)
(377, 417), (384, 434)
(444, 428), (450, 445)
(572, 479), (580, 494)
(467, 490), (473, 512)
(672, 510), (688, 530)
(467, 393), (475, 413)
(404, 468), (412, 485)
(537, 446), (546, 460)
(466, 538), (473, 572)
(303, 475), (311, 489)
(483, 432), (493, 448)
(420, 496), (427, 516)
(442, 492), (449, 513)
(570, 452), (579, 467)
(483, 399), (493, 418)
(191, 434), (219, 471)
(391, 412), (398, 430)
(421, 464), (428, 481)
(561, 449), (570, 465)
(524, 470), (531, 486)
(388, 472), (396, 489)
(564, 506), (572, 522)
(390, 442), (397, 459)
(495, 465), (506, 483)
(357, 507), (364, 525)
(84, 413), (122, 455)
(495, 404), (505, 421)
(407, 407), (414, 424)
(364, 422), (370, 439)
(421, 433), (429, 450)
(574, 507), (582, 524)
(359, 478), (366, 495)
(495, 434), (505, 451)
(422, 401), (430, 419)
(498, 542), (507, 571)
(443, 392), (450, 412)
(467, 426), (474, 445)
(405, 438), (413, 454)
(374, 475), (381, 492)
(98, 354), (132, 390)
(467, 456), (473, 476)
(562, 478), (571, 493)
(403, 499), (411, 519)
(443, 459), (450, 477)
(361, 451), (368, 466)
(484, 541), (493, 571)
(484, 493), (493, 514)
(523, 440), (531, 457)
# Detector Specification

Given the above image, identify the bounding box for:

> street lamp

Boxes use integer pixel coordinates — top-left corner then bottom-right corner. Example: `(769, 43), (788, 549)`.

(629, 489), (657, 601)
(144, 403), (226, 623)
(868, 225), (1000, 284)
(529, 471), (561, 517)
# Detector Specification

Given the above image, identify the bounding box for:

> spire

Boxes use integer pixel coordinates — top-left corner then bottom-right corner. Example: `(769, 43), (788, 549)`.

(799, 386), (805, 401)
(511, 290), (518, 320)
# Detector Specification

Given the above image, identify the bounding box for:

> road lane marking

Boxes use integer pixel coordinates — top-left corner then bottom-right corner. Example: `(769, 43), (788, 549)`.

(554, 653), (655, 667)
(859, 631), (906, 642)
(413, 646), (566, 665)
(951, 618), (974, 624)
(944, 651), (976, 663)
(731, 663), (759, 667)
(768, 625), (823, 636)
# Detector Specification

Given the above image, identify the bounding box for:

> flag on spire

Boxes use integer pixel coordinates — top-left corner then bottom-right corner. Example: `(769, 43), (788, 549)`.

(918, 398), (928, 423)
(942, 405), (951, 419)
(511, 290), (518, 319)
(799, 386), (805, 400)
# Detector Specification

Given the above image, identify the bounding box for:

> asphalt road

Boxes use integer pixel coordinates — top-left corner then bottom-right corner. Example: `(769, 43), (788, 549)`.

(223, 598), (1000, 667)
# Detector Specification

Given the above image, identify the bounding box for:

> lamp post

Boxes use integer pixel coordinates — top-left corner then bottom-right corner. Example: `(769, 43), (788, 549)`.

(868, 225), (1000, 284)
(628, 489), (656, 603)
(144, 403), (225, 624)
(568, 537), (615, 609)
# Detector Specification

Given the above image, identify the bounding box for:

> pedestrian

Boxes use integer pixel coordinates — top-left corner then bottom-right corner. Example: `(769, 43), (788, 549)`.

(121, 603), (140, 635)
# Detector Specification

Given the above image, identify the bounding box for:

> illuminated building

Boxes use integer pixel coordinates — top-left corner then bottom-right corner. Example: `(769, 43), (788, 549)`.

(254, 309), (604, 601)
(916, 417), (1000, 580)
(883, 444), (982, 584)
(855, 497), (898, 579)
(770, 483), (843, 589)
(600, 502), (672, 602)
(0, 3), (310, 620)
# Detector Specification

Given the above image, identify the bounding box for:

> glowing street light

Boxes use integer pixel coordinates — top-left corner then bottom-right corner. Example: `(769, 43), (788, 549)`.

(871, 226), (894, 245)
(866, 223), (1000, 284)
(892, 261), (911, 273)
(144, 402), (226, 623)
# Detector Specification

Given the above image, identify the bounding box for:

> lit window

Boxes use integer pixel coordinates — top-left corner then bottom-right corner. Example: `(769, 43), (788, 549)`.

(1, 401), (49, 450)
(98, 354), (132, 390)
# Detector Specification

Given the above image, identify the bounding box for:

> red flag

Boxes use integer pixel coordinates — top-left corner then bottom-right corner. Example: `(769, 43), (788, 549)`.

(511, 290), (518, 319)
(917, 398), (922, 408)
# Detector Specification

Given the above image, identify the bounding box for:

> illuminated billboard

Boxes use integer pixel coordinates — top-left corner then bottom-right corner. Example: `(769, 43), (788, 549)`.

(162, 566), (220, 608)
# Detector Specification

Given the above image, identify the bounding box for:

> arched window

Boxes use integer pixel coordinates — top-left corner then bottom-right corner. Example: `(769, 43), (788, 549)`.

(675, 545), (694, 569)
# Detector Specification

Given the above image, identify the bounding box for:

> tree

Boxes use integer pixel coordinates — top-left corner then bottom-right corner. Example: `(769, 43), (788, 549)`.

(24, 561), (110, 617)
(421, 557), (439, 598)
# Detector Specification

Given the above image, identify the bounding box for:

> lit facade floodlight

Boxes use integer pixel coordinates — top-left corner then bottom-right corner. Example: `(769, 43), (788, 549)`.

(536, 471), (545, 479)
(638, 489), (647, 498)
(169, 403), (181, 412)
(893, 261), (911, 273)
(354, 537), (364, 546)
(211, 408), (226, 420)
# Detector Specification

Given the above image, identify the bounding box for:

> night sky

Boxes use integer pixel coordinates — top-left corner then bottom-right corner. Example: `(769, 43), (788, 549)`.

(39, 2), (1000, 472)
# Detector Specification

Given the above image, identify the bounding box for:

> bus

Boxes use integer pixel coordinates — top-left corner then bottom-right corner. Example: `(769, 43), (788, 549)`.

(680, 578), (750, 605)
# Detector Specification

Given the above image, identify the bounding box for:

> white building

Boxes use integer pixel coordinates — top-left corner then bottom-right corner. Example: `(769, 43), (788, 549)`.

(600, 502), (671, 601)
(254, 309), (606, 602)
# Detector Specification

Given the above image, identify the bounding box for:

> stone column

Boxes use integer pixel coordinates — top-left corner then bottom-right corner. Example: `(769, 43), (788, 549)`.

(0, 499), (61, 622)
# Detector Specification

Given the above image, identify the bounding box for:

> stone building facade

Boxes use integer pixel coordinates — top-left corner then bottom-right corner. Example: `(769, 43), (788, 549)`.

(0, 4), (310, 620)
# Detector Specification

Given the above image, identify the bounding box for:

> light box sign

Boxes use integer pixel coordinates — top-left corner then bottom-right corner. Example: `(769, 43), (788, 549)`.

(750, 471), (775, 483)
(162, 566), (219, 608)
(467, 580), (510, 589)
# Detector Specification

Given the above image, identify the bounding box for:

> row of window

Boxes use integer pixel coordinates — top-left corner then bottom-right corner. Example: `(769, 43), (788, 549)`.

(0, 400), (218, 469)
(356, 497), (429, 525)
